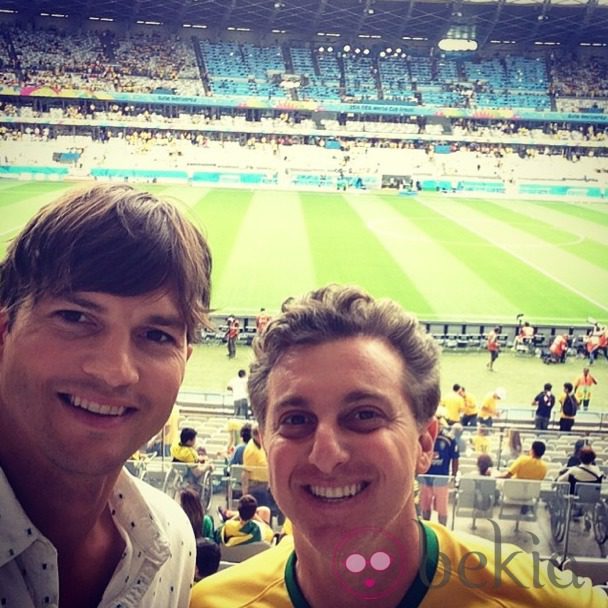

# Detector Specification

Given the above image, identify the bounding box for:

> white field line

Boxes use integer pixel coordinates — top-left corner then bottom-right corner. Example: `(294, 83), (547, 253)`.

(419, 195), (608, 314)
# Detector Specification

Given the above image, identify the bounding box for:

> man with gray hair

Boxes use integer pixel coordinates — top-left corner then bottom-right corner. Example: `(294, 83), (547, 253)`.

(192, 285), (602, 607)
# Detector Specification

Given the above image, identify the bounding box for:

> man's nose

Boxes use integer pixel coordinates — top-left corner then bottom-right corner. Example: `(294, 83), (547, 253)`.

(81, 332), (140, 388)
(308, 422), (349, 475)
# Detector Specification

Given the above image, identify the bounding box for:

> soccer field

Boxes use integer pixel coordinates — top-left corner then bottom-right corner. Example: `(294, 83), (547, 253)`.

(1, 179), (607, 326)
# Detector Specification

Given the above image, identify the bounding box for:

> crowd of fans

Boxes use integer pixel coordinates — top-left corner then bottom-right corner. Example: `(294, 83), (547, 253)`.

(0, 24), (607, 111)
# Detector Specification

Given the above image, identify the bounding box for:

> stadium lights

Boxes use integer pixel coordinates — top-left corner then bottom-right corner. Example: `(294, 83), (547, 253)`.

(0, 8), (18, 13)
(354, 47), (361, 54)
(41, 12), (68, 18)
(136, 20), (162, 25)
(438, 38), (478, 52)
(271, 29), (287, 33)
(327, 46), (333, 52)
(363, 48), (370, 55)
(343, 44), (351, 52)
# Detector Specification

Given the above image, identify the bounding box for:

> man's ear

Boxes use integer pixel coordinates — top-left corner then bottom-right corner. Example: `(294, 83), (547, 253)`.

(416, 417), (438, 475)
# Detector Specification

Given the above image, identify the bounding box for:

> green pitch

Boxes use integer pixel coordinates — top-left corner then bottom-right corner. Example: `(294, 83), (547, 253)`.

(2, 179), (606, 325)
(1, 179), (606, 408)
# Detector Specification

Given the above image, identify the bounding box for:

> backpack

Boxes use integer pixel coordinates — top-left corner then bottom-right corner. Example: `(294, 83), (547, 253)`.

(563, 395), (578, 417)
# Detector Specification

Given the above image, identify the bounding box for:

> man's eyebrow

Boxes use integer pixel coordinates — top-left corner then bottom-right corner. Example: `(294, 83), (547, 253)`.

(273, 396), (310, 410)
(273, 390), (387, 410)
(60, 294), (105, 312)
(57, 295), (186, 331)
(144, 314), (187, 331)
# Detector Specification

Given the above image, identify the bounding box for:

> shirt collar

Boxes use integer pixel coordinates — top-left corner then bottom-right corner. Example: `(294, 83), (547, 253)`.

(0, 467), (170, 570)
(0, 467), (49, 567)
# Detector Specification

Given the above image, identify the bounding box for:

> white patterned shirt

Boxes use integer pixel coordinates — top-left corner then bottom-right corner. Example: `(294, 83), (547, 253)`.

(0, 467), (196, 607)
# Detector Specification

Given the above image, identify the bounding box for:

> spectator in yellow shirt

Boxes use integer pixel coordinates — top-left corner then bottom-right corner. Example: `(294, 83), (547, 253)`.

(479, 387), (506, 426)
(499, 441), (547, 480)
(440, 384), (464, 425)
(460, 386), (478, 427)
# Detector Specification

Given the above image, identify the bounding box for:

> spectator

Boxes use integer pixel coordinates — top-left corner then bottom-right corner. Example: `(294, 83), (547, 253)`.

(421, 422), (460, 527)
(506, 428), (523, 461)
(195, 538), (221, 582)
(459, 385), (478, 427)
(559, 382), (579, 432)
(179, 489), (215, 540)
(478, 387), (505, 426)
(215, 494), (274, 546)
(225, 315), (240, 358)
(486, 325), (501, 371)
(499, 441), (547, 480)
(0, 183), (212, 605)
(472, 425), (491, 454)
(227, 368), (249, 418)
(230, 422), (253, 466)
(475, 453), (494, 476)
(557, 447), (603, 495)
(575, 367), (598, 412)
(192, 284), (600, 606)
(532, 382), (555, 430)
(255, 307), (272, 335)
(566, 439), (587, 468)
(441, 383), (464, 425)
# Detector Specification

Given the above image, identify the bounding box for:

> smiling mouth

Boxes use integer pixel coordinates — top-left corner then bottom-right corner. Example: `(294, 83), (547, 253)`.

(59, 393), (130, 417)
(306, 482), (369, 501)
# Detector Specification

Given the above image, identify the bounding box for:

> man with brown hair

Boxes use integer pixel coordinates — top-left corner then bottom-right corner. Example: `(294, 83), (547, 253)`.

(0, 183), (212, 607)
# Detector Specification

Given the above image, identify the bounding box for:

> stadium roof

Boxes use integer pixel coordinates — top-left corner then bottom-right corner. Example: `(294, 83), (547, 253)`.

(6, 0), (608, 50)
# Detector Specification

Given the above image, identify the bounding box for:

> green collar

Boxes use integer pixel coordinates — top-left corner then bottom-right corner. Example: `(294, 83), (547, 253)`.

(284, 522), (438, 608)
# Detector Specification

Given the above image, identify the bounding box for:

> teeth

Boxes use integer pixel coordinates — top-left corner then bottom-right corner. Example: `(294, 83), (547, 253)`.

(309, 483), (364, 499)
(69, 395), (126, 417)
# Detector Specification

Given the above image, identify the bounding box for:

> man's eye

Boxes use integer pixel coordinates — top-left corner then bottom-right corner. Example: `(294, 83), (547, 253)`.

(277, 413), (316, 438)
(55, 310), (87, 323)
(280, 413), (312, 426)
(145, 329), (175, 344)
(345, 408), (387, 431)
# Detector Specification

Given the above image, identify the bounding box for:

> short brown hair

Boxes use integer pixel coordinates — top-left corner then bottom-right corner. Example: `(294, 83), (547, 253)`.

(0, 183), (212, 342)
(238, 494), (258, 520)
(248, 284), (440, 428)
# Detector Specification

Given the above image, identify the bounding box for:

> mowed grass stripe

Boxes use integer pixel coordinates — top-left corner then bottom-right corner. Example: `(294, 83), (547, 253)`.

(345, 193), (514, 320)
(457, 198), (608, 269)
(489, 197), (608, 247)
(530, 200), (608, 227)
(189, 188), (254, 286)
(389, 193), (606, 322)
(0, 180), (71, 209)
(300, 191), (433, 314)
(0, 182), (75, 251)
(212, 190), (316, 313)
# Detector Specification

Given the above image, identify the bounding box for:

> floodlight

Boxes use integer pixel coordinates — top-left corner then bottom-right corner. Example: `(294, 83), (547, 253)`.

(343, 44), (351, 52)
(437, 38), (477, 52)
